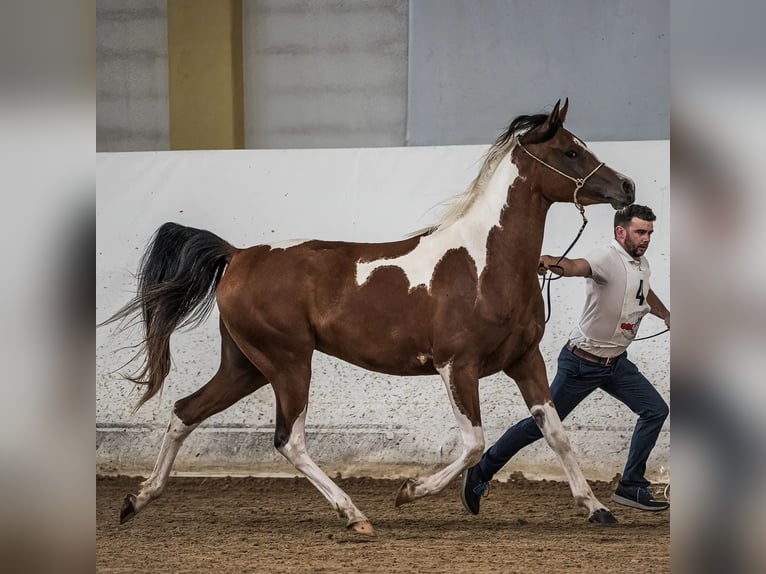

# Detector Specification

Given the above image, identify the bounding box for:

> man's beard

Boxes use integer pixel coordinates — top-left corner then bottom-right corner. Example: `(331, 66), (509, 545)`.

(625, 237), (648, 258)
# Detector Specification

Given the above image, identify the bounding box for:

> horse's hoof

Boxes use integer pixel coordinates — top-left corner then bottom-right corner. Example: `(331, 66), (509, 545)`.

(394, 478), (417, 507)
(347, 520), (376, 536)
(119, 494), (138, 524)
(588, 508), (618, 524)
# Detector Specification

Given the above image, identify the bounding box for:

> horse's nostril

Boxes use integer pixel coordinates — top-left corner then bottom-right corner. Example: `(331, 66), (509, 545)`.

(622, 179), (635, 197)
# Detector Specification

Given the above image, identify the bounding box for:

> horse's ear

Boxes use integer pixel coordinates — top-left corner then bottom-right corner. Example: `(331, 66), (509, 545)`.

(520, 100), (563, 144)
(559, 98), (569, 124)
(548, 99), (562, 126)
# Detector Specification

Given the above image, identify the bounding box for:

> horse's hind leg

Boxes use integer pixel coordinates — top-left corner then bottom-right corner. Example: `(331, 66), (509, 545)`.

(120, 408), (197, 523)
(120, 322), (267, 524)
(505, 348), (617, 524)
(264, 360), (374, 535)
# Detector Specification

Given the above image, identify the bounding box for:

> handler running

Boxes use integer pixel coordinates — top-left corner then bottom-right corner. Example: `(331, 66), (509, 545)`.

(462, 203), (670, 514)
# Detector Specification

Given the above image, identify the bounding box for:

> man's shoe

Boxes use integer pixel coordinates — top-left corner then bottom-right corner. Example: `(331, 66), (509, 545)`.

(461, 465), (489, 515)
(611, 482), (669, 511)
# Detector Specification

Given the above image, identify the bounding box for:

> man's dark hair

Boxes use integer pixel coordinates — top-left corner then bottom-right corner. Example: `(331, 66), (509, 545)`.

(614, 204), (656, 228)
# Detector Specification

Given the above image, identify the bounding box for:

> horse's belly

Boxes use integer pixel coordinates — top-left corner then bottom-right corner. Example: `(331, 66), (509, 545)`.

(480, 323), (544, 376)
(316, 328), (436, 377)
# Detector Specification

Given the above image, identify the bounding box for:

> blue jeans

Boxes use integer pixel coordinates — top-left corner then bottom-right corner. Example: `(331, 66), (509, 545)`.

(477, 345), (669, 487)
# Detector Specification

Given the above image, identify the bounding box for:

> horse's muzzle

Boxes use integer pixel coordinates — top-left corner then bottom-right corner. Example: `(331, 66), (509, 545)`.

(620, 177), (636, 206)
(606, 178), (635, 208)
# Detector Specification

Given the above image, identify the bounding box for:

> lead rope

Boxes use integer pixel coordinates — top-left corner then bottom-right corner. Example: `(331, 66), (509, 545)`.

(540, 211), (587, 323)
(516, 142), (599, 323)
(633, 328), (669, 341)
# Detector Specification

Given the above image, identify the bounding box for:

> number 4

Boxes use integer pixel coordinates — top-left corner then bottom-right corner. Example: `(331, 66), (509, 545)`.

(635, 279), (645, 305)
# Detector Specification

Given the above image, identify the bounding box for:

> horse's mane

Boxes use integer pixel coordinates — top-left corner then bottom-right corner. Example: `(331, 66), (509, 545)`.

(415, 114), (549, 236)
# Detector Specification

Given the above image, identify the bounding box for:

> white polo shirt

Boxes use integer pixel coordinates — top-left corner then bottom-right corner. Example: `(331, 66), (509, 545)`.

(568, 239), (652, 358)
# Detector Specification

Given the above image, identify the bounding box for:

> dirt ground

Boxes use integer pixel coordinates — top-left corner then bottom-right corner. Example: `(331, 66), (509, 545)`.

(97, 474), (669, 573)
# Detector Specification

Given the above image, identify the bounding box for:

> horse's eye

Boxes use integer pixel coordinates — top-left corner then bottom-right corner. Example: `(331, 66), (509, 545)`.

(565, 150), (578, 159)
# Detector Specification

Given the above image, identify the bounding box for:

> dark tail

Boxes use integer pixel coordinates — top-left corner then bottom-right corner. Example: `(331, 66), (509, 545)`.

(102, 223), (237, 409)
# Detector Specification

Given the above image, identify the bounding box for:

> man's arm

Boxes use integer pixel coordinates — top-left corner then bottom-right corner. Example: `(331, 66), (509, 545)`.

(647, 289), (671, 329)
(538, 255), (592, 277)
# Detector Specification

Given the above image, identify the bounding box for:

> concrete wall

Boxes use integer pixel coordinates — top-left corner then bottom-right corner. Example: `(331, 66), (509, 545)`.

(407, 0), (669, 144)
(243, 0), (409, 148)
(96, 140), (669, 481)
(96, 0), (170, 152)
(95, 1), (667, 151)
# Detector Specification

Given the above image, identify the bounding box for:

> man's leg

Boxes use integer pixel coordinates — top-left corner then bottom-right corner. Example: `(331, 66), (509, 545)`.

(602, 355), (669, 488)
(603, 354), (669, 511)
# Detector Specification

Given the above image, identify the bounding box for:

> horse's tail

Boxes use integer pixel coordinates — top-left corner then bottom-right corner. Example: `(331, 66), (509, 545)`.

(103, 222), (238, 410)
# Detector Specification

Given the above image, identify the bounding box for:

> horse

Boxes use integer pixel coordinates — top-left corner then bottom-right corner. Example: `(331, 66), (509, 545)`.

(104, 99), (635, 535)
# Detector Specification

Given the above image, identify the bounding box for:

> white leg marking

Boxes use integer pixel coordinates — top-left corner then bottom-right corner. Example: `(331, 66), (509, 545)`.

(278, 408), (368, 526)
(404, 363), (484, 501)
(133, 411), (197, 512)
(531, 401), (608, 515)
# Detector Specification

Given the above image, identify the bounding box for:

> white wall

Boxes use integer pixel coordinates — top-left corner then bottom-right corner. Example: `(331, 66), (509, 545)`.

(96, 140), (669, 482)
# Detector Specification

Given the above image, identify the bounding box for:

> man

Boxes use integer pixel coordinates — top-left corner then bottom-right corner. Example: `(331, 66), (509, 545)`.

(462, 204), (670, 515)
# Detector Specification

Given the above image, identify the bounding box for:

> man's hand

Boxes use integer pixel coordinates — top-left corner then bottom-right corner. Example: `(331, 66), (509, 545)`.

(537, 255), (592, 278)
(537, 255), (555, 275)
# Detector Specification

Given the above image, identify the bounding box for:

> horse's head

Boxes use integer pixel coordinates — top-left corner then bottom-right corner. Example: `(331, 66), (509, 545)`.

(512, 99), (635, 209)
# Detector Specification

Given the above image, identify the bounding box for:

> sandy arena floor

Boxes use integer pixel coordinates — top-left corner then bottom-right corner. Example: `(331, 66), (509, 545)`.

(97, 474), (669, 573)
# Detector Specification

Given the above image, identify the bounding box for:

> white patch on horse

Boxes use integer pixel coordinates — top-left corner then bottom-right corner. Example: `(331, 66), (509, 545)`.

(397, 362), (484, 501)
(356, 159), (520, 291)
(278, 407), (369, 526)
(530, 401), (608, 516)
(268, 238), (309, 250)
(437, 363), (483, 463)
(133, 412), (197, 513)
(573, 136), (588, 149)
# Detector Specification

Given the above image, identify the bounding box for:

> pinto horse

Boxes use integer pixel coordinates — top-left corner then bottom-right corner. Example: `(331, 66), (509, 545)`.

(106, 100), (634, 534)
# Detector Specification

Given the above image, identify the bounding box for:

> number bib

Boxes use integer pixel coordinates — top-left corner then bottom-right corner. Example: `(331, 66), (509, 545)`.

(568, 240), (651, 357)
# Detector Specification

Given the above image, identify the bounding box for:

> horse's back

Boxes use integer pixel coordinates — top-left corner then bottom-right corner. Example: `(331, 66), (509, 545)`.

(215, 237), (439, 375)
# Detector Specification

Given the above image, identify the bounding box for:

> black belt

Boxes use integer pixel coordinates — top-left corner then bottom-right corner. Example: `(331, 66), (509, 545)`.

(566, 342), (618, 366)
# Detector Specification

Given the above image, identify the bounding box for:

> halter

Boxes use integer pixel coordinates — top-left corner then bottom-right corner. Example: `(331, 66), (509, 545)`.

(516, 141), (604, 215)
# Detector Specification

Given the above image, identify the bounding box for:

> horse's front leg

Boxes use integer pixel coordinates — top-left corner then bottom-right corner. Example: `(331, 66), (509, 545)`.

(395, 360), (484, 505)
(505, 348), (616, 523)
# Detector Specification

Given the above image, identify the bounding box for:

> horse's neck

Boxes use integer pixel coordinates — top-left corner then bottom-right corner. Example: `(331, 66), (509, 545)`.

(492, 178), (550, 267)
(440, 158), (548, 270)
(425, 159), (521, 276)
(473, 164), (551, 300)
